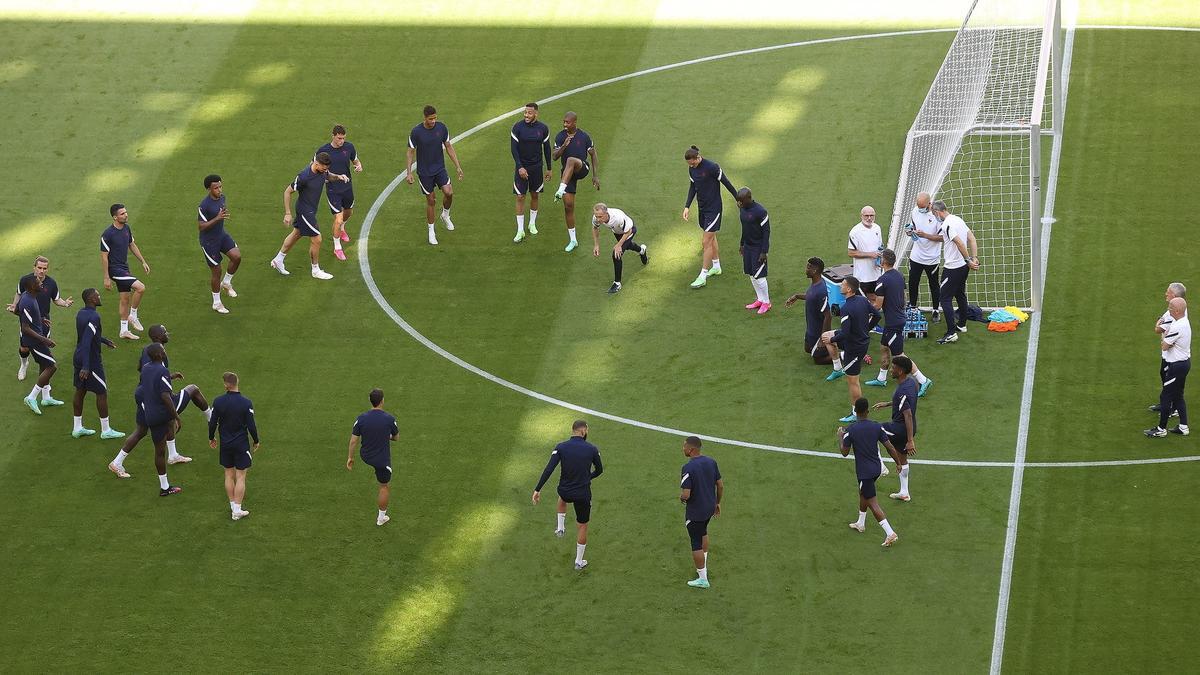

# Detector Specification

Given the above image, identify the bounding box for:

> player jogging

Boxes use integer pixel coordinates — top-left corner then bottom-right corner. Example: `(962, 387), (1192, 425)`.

(209, 371), (259, 520)
(347, 388), (399, 526)
(137, 324), (212, 464)
(679, 435), (722, 589)
(735, 187), (771, 313)
(551, 111), (599, 252)
(533, 420), (603, 570)
(511, 102), (552, 243)
(871, 356), (918, 501)
(591, 203), (648, 294)
(198, 174), (241, 313)
(865, 249), (933, 396)
(100, 203), (151, 339)
(784, 257), (833, 365)
(317, 124), (363, 261)
(271, 152), (345, 280)
(838, 397), (900, 547)
(406, 105), (464, 246)
(682, 146), (736, 289)
(71, 288), (124, 439)
(16, 275), (61, 414)
(9, 256), (73, 381)
(114, 343), (184, 495)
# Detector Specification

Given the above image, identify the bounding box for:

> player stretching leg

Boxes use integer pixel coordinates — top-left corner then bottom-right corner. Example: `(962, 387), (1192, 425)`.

(100, 204), (151, 339)
(198, 175), (241, 313)
(552, 112), (599, 252)
(271, 152), (344, 280)
(347, 388), (400, 526)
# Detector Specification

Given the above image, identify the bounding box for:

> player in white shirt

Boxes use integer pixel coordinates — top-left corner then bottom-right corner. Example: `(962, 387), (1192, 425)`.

(905, 192), (943, 321)
(592, 203), (648, 294)
(847, 205), (884, 300)
(1150, 282), (1187, 419)
(1146, 296), (1191, 437)
(924, 201), (979, 344)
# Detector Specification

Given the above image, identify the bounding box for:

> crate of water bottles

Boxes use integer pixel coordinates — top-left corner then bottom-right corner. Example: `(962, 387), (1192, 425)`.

(904, 307), (928, 339)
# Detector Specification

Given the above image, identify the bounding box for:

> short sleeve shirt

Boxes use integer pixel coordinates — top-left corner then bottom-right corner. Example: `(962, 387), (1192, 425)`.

(409, 122), (449, 177)
(681, 455), (721, 521)
(353, 408), (398, 464)
(848, 222), (883, 282)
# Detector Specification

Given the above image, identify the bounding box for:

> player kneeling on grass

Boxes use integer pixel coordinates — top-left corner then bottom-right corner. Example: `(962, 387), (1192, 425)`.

(347, 388), (399, 526)
(533, 420), (603, 570)
(209, 372), (259, 521)
(591, 203), (647, 294)
(838, 397), (900, 547)
(871, 356), (918, 501)
(735, 187), (772, 314)
(680, 436), (722, 589)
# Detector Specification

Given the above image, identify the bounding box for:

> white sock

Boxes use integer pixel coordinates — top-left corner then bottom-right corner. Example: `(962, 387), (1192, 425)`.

(230, 501), (238, 513)
(27, 385), (42, 400)
(698, 566), (708, 581)
(441, 207), (451, 218)
(158, 474), (170, 490)
(760, 278), (770, 303)
(558, 182), (567, 192)
(273, 251), (286, 264)
(114, 449), (129, 466)
(899, 465), (910, 495)
(699, 267), (709, 278)
(166, 438), (179, 459)
(212, 291), (221, 304)
(120, 320), (129, 333)
(913, 369), (928, 385)
(568, 228), (577, 244)
(311, 263), (321, 273)
(856, 510), (867, 527)
(378, 509), (387, 519)
(575, 543), (586, 564)
(832, 357), (843, 371)
(100, 417), (111, 433)
(516, 214), (525, 234)
(879, 368), (889, 381)
(750, 279), (763, 302)
(19, 355), (28, 366)
(203, 407), (212, 421)
(333, 237), (343, 251)
(880, 518), (896, 537)
(427, 223), (435, 231)
(40, 385), (52, 402)
(530, 209), (538, 226)
(556, 512), (566, 530)
(703, 551), (709, 566)
(129, 308), (139, 320)
(73, 415), (83, 431)
(711, 258), (721, 270)
(222, 272), (234, 286)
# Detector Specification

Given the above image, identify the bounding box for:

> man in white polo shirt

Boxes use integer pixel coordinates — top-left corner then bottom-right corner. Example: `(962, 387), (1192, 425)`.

(1150, 282), (1187, 419)
(906, 192), (943, 321)
(1146, 296), (1190, 437)
(925, 200), (978, 344)
(591, 202), (648, 294)
(847, 205), (883, 301)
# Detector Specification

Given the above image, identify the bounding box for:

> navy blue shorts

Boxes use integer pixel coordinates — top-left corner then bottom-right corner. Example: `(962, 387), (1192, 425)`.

(699, 210), (722, 233)
(743, 246), (767, 278)
(563, 162), (589, 194)
(293, 211), (321, 237)
(686, 518), (710, 551)
(111, 274), (139, 293)
(73, 363), (108, 394)
(858, 477), (877, 500)
(370, 461), (392, 484)
(29, 345), (55, 368)
(839, 348), (868, 376)
(200, 233), (237, 268)
(173, 390), (191, 414)
(149, 421), (172, 443)
(513, 166), (545, 195)
(882, 421), (913, 455)
(418, 169), (451, 195)
(327, 186), (355, 213)
(220, 444), (252, 470)
(881, 327), (905, 356)
(558, 488), (591, 524)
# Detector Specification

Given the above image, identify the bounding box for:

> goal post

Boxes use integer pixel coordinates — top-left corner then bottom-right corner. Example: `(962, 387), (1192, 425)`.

(886, 0), (1064, 312)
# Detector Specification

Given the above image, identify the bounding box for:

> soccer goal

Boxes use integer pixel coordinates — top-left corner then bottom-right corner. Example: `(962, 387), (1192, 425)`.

(886, 0), (1065, 312)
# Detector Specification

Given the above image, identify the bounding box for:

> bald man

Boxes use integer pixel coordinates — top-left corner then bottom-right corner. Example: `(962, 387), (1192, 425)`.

(906, 192), (943, 320)
(848, 206), (883, 301)
(552, 112), (600, 252)
(1151, 283), (1187, 418)
(1146, 296), (1190, 437)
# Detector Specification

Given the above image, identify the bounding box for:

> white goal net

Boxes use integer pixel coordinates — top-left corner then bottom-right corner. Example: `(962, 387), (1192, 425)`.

(886, 0), (1064, 311)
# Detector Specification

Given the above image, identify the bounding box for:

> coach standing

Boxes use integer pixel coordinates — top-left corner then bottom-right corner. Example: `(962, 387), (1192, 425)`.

(1150, 282), (1187, 420)
(847, 206), (883, 301)
(1146, 297), (1190, 437)
(927, 200), (979, 344)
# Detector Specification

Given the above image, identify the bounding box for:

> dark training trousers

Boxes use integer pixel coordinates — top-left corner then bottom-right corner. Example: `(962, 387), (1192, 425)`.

(939, 265), (971, 336)
(907, 260), (939, 308)
(1160, 359), (1190, 428)
(611, 229), (643, 283)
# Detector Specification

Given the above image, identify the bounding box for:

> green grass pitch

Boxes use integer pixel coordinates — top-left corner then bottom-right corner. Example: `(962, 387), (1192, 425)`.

(0, 5), (1197, 672)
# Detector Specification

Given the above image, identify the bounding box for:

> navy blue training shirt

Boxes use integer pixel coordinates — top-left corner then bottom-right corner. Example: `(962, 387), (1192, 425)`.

(197, 194), (227, 245)
(833, 294), (881, 352)
(890, 377), (919, 437)
(535, 436), (603, 494)
(841, 419), (888, 481)
(877, 268), (907, 329)
(16, 274), (59, 319)
(74, 306), (105, 372)
(17, 293), (45, 348)
(804, 280), (830, 346)
(317, 141), (356, 193)
(681, 454), (721, 522)
(290, 164), (328, 213)
(100, 224), (134, 275)
(738, 201), (771, 251)
(352, 408), (398, 464)
(209, 391), (259, 449)
(511, 120), (552, 169)
(138, 343), (169, 371)
(409, 122), (450, 177)
(139, 361), (174, 426)
(554, 129), (593, 168)
(685, 158), (736, 211)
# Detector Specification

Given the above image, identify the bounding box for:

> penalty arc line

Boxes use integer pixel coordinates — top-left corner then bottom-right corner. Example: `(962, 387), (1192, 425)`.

(357, 26), (1200, 472)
